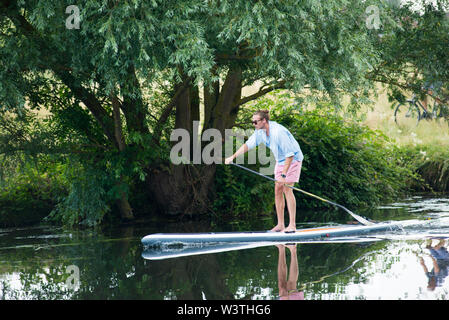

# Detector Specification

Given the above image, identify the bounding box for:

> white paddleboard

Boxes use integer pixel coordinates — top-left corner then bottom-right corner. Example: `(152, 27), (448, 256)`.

(141, 222), (402, 247)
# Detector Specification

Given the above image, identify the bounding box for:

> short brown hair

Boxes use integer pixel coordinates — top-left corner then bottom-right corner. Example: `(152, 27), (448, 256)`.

(253, 110), (270, 121)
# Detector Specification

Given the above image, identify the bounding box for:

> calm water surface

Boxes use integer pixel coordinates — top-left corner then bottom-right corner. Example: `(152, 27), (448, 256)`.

(1, 195), (449, 300)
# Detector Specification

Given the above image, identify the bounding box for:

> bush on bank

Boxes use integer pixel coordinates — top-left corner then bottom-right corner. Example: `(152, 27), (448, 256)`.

(0, 158), (66, 227)
(400, 144), (449, 193)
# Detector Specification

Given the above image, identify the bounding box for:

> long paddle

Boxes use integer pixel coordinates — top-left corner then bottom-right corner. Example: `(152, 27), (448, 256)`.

(229, 162), (373, 226)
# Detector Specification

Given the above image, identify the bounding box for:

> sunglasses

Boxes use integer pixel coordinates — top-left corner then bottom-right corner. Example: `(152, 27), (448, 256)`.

(252, 119), (262, 125)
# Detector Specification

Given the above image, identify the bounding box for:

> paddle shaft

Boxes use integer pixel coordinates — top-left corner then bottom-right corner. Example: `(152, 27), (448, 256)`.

(230, 162), (373, 226)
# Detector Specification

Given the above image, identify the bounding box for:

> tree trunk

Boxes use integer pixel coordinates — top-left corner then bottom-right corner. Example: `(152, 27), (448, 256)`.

(112, 95), (134, 221)
(204, 79), (220, 130)
(211, 66), (242, 134)
(116, 189), (134, 221)
(150, 67), (242, 216)
(120, 65), (147, 135)
(148, 163), (217, 215)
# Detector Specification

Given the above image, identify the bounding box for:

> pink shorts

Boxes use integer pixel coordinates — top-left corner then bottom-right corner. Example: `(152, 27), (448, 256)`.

(275, 161), (302, 183)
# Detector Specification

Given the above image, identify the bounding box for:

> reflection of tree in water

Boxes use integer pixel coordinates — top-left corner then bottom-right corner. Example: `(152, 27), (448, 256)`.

(0, 222), (235, 299)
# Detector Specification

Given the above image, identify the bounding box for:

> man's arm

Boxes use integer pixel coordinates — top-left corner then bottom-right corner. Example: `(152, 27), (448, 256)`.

(224, 144), (248, 164)
(281, 156), (293, 176)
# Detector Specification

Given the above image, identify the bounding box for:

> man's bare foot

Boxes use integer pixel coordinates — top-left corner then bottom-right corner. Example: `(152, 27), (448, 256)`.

(284, 225), (296, 233)
(270, 225), (285, 232)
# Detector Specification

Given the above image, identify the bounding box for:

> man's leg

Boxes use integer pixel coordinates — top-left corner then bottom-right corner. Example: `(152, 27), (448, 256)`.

(283, 184), (297, 232)
(271, 182), (286, 232)
(286, 244), (299, 292)
(276, 244), (288, 298)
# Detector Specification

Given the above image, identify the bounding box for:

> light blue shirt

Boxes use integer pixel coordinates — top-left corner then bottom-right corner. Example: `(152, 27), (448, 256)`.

(245, 121), (303, 164)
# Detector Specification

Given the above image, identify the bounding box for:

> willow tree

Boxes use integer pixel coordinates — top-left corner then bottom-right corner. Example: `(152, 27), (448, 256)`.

(0, 0), (382, 223)
(366, 0), (449, 104)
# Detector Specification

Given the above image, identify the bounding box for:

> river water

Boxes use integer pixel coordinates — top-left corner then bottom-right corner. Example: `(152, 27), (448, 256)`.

(1, 195), (449, 300)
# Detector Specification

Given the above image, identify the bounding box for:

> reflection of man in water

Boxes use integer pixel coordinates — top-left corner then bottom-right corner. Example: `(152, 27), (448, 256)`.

(276, 244), (304, 300)
(419, 239), (449, 291)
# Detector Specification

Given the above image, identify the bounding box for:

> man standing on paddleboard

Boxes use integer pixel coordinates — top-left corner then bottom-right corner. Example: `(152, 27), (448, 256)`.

(225, 110), (304, 233)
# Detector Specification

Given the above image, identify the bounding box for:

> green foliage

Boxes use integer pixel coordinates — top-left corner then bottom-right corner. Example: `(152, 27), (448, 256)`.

(45, 163), (110, 227)
(0, 110), (116, 227)
(398, 144), (449, 192)
(367, 0), (449, 103)
(213, 163), (274, 222)
(0, 0), (215, 109)
(283, 109), (417, 210)
(209, 0), (377, 92)
(1, 0), (444, 226)
(0, 110), (70, 228)
(0, 0), (397, 226)
(0, 157), (66, 227)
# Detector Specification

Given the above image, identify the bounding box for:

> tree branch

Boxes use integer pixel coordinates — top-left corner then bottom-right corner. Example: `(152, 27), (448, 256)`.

(111, 94), (126, 152)
(152, 80), (191, 145)
(236, 80), (286, 107)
